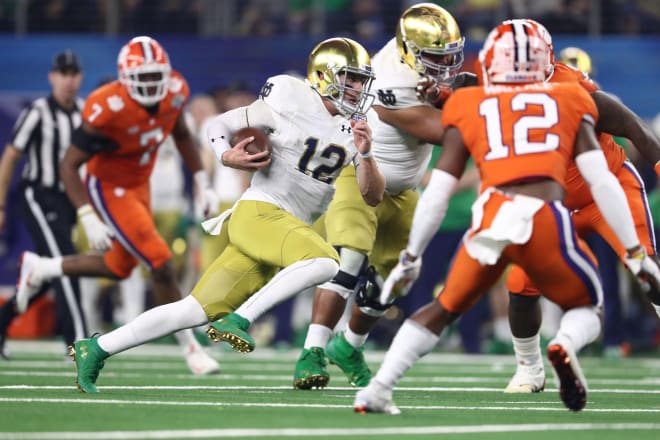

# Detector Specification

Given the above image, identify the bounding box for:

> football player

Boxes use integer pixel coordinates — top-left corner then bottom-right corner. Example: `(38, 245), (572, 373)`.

(502, 21), (660, 393)
(16, 36), (221, 377)
(65, 37), (385, 393)
(356, 19), (660, 414)
(404, 19), (660, 394)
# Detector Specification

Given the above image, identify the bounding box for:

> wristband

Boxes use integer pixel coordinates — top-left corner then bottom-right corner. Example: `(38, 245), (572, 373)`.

(359, 150), (373, 160)
(77, 204), (93, 218)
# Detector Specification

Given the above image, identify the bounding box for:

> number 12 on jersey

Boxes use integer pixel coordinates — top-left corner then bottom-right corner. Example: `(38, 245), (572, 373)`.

(296, 137), (347, 184)
(480, 93), (560, 160)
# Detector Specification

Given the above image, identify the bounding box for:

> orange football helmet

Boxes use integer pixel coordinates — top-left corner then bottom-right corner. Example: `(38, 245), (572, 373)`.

(479, 19), (553, 85)
(117, 36), (171, 106)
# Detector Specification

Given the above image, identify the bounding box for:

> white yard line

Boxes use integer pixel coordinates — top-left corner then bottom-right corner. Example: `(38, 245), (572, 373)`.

(0, 396), (659, 413)
(1, 423), (660, 439)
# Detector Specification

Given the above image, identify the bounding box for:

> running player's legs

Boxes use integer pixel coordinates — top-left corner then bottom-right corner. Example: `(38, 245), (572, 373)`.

(370, 189), (418, 277)
(87, 178), (171, 278)
(192, 243), (277, 320)
(573, 162), (656, 258)
(231, 200), (339, 267)
(510, 203), (601, 309)
(325, 166), (378, 255)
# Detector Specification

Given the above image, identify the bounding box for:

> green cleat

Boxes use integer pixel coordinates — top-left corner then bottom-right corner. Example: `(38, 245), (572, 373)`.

(326, 332), (371, 387)
(69, 334), (109, 393)
(206, 313), (255, 353)
(293, 347), (330, 390)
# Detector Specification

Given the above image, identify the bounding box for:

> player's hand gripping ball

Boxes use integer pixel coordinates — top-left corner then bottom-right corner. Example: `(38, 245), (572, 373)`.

(230, 127), (272, 156)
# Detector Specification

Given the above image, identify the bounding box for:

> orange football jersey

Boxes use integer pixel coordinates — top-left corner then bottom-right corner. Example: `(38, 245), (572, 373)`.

(442, 81), (598, 191)
(82, 70), (189, 188)
(550, 63), (627, 210)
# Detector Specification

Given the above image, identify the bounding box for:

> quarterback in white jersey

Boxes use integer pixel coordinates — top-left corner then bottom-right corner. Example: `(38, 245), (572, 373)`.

(201, 37), (385, 352)
(62, 37), (383, 394)
(291, 3), (475, 391)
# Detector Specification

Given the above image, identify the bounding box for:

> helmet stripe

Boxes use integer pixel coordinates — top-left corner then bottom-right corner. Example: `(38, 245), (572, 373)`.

(140, 39), (154, 63)
(510, 20), (529, 67)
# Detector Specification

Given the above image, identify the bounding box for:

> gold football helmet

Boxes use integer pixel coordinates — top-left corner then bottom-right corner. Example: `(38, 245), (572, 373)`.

(558, 47), (593, 75)
(307, 37), (375, 118)
(396, 3), (464, 85)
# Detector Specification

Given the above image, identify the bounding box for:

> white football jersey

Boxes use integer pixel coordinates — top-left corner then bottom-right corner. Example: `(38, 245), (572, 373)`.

(369, 38), (434, 195)
(240, 75), (359, 224)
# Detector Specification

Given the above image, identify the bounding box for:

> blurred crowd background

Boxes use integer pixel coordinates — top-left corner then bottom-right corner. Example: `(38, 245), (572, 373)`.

(0, 0), (659, 355)
(0, 0), (658, 37)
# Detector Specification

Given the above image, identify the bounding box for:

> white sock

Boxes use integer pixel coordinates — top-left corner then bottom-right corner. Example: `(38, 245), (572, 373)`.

(236, 257), (339, 323)
(41, 256), (63, 278)
(374, 319), (440, 389)
(512, 334), (542, 367)
(97, 296), (208, 355)
(344, 326), (368, 348)
(80, 278), (103, 335)
(551, 306), (601, 353)
(116, 267), (146, 324)
(304, 324), (332, 349)
(173, 328), (202, 351)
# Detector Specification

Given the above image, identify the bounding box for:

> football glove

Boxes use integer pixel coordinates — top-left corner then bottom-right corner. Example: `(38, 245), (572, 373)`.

(415, 75), (452, 106)
(193, 171), (220, 220)
(379, 250), (422, 305)
(624, 246), (660, 293)
(77, 204), (113, 251)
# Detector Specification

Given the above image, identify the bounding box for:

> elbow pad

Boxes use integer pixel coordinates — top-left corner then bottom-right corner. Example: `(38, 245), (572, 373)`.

(407, 169), (458, 257)
(575, 150), (639, 249)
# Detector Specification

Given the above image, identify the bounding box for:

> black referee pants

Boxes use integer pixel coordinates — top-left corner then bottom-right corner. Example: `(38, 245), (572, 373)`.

(0, 185), (87, 347)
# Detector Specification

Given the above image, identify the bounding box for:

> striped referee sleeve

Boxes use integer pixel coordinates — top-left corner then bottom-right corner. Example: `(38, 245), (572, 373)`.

(11, 104), (41, 152)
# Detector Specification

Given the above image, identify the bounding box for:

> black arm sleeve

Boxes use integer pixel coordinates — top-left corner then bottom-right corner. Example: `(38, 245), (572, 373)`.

(452, 72), (478, 90)
(71, 127), (120, 155)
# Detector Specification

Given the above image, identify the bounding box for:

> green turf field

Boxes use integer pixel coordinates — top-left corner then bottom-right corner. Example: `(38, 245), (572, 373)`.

(1, 339), (659, 439)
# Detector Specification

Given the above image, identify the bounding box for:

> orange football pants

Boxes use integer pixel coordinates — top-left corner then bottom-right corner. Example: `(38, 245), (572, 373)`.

(507, 161), (655, 300)
(439, 195), (601, 314)
(86, 175), (172, 278)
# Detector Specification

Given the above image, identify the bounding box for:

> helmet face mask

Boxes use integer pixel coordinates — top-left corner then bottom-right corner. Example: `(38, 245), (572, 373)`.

(396, 3), (465, 85)
(479, 19), (552, 86)
(307, 37), (375, 118)
(118, 36), (171, 107)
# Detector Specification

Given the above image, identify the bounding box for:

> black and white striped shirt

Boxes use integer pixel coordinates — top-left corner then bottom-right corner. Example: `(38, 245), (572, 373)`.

(11, 95), (84, 191)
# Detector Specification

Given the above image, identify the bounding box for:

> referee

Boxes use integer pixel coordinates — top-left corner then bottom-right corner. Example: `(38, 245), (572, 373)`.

(0, 50), (87, 358)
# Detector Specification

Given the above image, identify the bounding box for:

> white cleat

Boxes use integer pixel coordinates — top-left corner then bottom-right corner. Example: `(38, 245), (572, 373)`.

(184, 343), (220, 375)
(16, 251), (44, 314)
(353, 380), (401, 415)
(504, 363), (546, 393)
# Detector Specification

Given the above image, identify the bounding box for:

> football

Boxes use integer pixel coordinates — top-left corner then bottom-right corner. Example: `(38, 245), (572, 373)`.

(230, 126), (271, 156)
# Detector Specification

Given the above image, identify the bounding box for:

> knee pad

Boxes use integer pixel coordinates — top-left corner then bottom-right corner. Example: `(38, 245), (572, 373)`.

(318, 247), (368, 299)
(355, 266), (390, 317)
